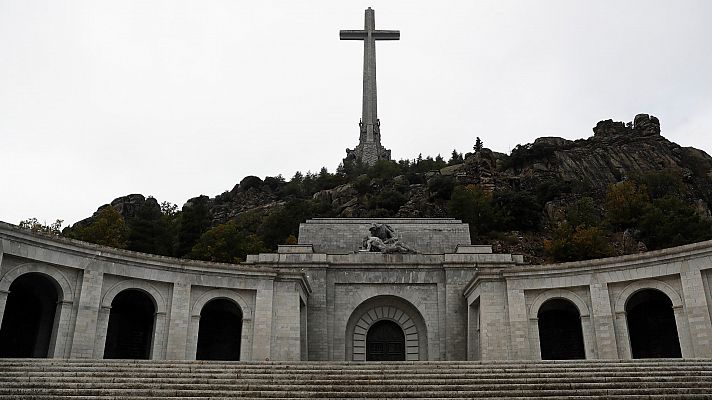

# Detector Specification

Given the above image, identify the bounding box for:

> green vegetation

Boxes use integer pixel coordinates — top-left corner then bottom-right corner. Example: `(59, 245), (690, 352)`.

(20, 148), (711, 265)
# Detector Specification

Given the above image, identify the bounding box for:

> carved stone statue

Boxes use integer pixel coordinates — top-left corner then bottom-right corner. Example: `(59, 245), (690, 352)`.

(361, 223), (416, 254)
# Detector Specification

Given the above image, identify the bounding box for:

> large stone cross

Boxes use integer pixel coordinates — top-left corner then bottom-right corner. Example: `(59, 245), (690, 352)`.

(340, 7), (399, 145)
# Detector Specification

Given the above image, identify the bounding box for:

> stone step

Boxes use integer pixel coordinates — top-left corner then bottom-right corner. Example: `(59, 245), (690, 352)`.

(3, 380), (710, 391)
(1, 387), (710, 398)
(3, 359), (711, 367)
(6, 371), (712, 382)
(3, 359), (710, 399)
(6, 374), (708, 385)
(4, 363), (711, 371)
(2, 396), (711, 400)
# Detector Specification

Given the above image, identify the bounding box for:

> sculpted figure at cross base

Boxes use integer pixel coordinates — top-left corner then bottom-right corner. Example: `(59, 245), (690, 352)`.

(362, 223), (416, 254)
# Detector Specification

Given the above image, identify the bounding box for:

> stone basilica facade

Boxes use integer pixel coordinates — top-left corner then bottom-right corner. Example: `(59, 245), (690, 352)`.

(1, 217), (711, 362)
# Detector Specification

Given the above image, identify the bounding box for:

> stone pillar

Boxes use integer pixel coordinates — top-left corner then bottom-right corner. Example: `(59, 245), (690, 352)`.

(0, 289), (9, 329)
(580, 315), (597, 359)
(528, 316), (541, 360)
(589, 282), (619, 358)
(673, 305), (694, 358)
(70, 270), (104, 359)
(186, 315), (200, 360)
(477, 280), (510, 360)
(507, 288), (531, 360)
(49, 300), (74, 358)
(444, 268), (471, 360)
(165, 282), (191, 360)
(680, 262), (712, 357)
(613, 310), (632, 359)
(304, 268), (327, 360)
(151, 312), (167, 360)
(251, 279), (274, 360)
(93, 306), (111, 359)
(270, 280), (301, 361)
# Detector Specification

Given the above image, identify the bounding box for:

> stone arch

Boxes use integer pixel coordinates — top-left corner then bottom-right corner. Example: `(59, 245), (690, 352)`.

(97, 279), (167, 359)
(0, 263), (73, 303)
(345, 295), (427, 361)
(529, 289), (590, 318)
(0, 263), (75, 358)
(614, 279), (683, 314)
(187, 288), (254, 361)
(191, 289), (252, 320)
(613, 279), (689, 358)
(101, 279), (167, 314)
(528, 288), (594, 360)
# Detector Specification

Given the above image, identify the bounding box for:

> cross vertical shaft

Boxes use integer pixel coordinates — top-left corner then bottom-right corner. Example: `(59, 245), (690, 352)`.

(362, 7), (377, 142)
(341, 7), (399, 165)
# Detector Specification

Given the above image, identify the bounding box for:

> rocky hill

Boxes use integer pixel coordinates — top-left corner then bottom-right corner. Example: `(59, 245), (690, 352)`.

(64, 114), (712, 264)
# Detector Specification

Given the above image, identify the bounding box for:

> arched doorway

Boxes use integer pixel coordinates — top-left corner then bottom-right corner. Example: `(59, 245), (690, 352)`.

(345, 296), (428, 361)
(626, 289), (682, 358)
(0, 273), (59, 358)
(366, 320), (405, 361)
(537, 298), (586, 360)
(196, 298), (242, 361)
(104, 289), (155, 359)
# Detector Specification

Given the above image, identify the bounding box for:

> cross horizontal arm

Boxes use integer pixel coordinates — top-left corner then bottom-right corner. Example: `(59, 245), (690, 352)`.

(340, 30), (400, 40)
(340, 30), (367, 40)
(372, 30), (400, 40)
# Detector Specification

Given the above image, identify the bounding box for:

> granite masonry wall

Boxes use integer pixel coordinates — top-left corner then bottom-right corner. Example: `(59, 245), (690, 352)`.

(1, 219), (711, 361)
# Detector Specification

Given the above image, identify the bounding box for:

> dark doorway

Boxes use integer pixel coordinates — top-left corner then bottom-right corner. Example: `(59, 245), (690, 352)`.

(196, 298), (242, 361)
(0, 273), (59, 358)
(104, 289), (155, 359)
(538, 298), (586, 360)
(366, 320), (405, 361)
(626, 289), (682, 358)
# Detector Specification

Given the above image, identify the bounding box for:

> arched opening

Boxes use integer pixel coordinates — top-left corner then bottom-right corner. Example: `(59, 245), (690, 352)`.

(366, 320), (405, 361)
(537, 298), (586, 360)
(104, 289), (155, 359)
(196, 298), (242, 361)
(0, 273), (59, 358)
(626, 289), (682, 358)
(346, 296), (427, 361)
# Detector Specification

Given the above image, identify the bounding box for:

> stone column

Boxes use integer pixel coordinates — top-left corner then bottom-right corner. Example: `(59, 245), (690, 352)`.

(186, 315), (200, 360)
(444, 269), (471, 360)
(589, 281), (619, 358)
(580, 315), (597, 359)
(251, 279), (274, 360)
(478, 280), (510, 360)
(528, 316), (541, 360)
(151, 311), (167, 360)
(70, 270), (104, 359)
(165, 282), (191, 360)
(305, 268), (328, 360)
(270, 281), (301, 361)
(93, 306), (111, 359)
(507, 288), (531, 360)
(680, 262), (712, 357)
(0, 289), (9, 329)
(49, 300), (74, 358)
(240, 316), (254, 361)
(673, 305), (694, 358)
(613, 311), (632, 359)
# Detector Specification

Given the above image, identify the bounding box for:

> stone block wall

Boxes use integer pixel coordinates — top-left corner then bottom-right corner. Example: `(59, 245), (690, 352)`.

(298, 218), (471, 254)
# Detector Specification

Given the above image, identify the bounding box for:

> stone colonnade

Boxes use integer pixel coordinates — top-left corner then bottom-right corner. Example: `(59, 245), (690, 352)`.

(2, 220), (712, 361)
(0, 223), (309, 361)
(465, 241), (712, 360)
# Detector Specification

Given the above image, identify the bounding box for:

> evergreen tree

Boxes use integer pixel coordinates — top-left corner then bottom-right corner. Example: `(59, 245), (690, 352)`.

(177, 195), (212, 256)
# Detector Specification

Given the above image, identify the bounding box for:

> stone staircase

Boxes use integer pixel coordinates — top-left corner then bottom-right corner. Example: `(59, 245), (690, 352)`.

(1, 359), (711, 399)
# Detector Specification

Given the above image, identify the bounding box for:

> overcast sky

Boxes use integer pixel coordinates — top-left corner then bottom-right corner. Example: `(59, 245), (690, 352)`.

(2, 0), (711, 226)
